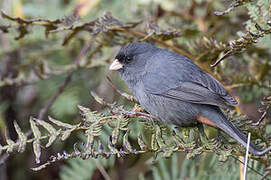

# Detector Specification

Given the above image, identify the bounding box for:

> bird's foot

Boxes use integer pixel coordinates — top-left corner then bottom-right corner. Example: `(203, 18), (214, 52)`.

(132, 104), (144, 112)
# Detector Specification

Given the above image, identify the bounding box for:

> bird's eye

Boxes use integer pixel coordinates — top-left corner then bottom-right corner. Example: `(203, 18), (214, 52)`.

(125, 56), (132, 63)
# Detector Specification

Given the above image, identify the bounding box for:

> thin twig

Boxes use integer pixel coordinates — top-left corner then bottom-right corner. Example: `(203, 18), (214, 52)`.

(261, 172), (271, 180)
(38, 36), (95, 119)
(231, 155), (265, 178)
(109, 26), (194, 60)
(90, 91), (155, 121)
(214, 0), (250, 16)
(120, 110), (155, 119)
(211, 50), (232, 67)
(251, 111), (267, 127)
(0, 36), (96, 165)
(38, 74), (72, 119)
(95, 159), (111, 180)
(105, 76), (155, 120)
(211, 24), (271, 67)
(106, 76), (137, 102)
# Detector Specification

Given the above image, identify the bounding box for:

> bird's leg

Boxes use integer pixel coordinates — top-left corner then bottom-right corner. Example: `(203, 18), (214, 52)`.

(129, 104), (156, 124)
(217, 130), (230, 144)
(197, 124), (208, 144)
(132, 104), (144, 113)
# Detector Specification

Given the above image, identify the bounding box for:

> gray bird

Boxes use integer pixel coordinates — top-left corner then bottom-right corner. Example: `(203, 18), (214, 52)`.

(109, 42), (271, 155)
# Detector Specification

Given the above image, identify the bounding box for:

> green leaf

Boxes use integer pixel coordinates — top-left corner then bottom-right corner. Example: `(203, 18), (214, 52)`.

(6, 138), (16, 153)
(111, 118), (120, 145)
(35, 118), (60, 147)
(61, 129), (74, 141)
(78, 105), (103, 123)
(186, 147), (203, 159)
(85, 129), (95, 155)
(48, 116), (75, 129)
(108, 136), (120, 157)
(151, 132), (158, 151)
(13, 121), (27, 152)
(138, 134), (148, 151)
(30, 117), (41, 163)
(123, 130), (135, 153)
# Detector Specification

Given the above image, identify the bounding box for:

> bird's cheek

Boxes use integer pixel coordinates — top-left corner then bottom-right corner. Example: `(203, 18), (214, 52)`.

(119, 68), (125, 74)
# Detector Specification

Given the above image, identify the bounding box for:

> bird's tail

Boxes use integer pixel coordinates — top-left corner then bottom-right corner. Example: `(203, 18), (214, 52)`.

(202, 107), (263, 155)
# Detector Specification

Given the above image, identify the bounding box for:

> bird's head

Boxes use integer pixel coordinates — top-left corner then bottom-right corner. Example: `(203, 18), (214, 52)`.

(109, 42), (156, 76)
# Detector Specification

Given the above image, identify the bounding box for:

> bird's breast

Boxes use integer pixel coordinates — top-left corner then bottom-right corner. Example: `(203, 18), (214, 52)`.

(122, 74), (201, 126)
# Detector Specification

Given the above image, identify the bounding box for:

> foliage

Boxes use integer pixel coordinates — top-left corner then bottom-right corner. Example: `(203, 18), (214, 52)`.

(151, 153), (266, 180)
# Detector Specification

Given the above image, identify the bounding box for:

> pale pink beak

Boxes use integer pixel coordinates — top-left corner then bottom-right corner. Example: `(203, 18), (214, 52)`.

(109, 59), (123, 71)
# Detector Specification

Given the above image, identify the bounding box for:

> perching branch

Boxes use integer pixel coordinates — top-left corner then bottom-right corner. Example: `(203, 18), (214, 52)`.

(214, 0), (252, 16)
(106, 76), (137, 102)
(211, 23), (271, 67)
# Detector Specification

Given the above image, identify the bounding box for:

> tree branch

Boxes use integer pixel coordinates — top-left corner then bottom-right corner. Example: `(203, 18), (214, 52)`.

(0, 35), (96, 165)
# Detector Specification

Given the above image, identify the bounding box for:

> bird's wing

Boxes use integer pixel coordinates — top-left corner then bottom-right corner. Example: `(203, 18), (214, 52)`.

(160, 81), (237, 109)
(143, 50), (238, 108)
